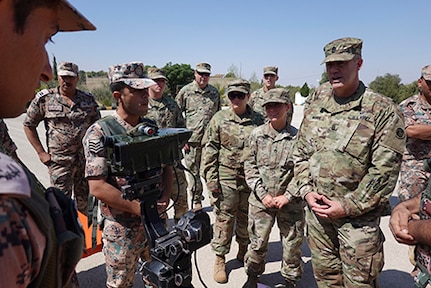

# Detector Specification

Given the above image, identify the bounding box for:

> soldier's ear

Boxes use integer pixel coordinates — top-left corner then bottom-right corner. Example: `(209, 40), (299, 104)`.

(112, 91), (121, 100)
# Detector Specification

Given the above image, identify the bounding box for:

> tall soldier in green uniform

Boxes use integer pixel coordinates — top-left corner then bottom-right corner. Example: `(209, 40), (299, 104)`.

(175, 62), (221, 209)
(0, 0), (95, 286)
(242, 88), (304, 288)
(201, 79), (264, 283)
(24, 61), (101, 214)
(146, 67), (188, 222)
(291, 37), (406, 287)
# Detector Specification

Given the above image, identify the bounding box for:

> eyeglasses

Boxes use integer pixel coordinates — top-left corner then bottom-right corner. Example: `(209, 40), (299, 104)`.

(196, 71), (210, 77)
(263, 74), (275, 79)
(228, 93), (246, 100)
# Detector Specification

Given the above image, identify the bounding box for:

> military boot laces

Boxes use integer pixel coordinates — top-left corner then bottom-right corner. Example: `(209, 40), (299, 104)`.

(242, 275), (258, 288)
(213, 255), (227, 283)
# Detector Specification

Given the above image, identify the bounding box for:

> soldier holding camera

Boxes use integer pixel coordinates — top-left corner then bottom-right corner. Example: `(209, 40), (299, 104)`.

(82, 62), (173, 287)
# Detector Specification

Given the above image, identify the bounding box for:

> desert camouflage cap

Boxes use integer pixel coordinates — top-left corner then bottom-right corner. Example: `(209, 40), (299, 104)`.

(57, 61), (79, 77)
(227, 79), (250, 95)
(58, 0), (96, 31)
(422, 65), (431, 81)
(196, 62), (211, 74)
(263, 66), (278, 76)
(147, 67), (168, 81)
(322, 37), (362, 64)
(262, 88), (291, 106)
(108, 62), (156, 89)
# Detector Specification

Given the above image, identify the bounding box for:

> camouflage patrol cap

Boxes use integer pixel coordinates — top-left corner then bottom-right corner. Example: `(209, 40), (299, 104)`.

(196, 62), (211, 74)
(322, 37), (362, 64)
(147, 67), (168, 81)
(263, 66), (278, 76)
(57, 61), (79, 77)
(108, 62), (156, 89)
(422, 65), (431, 81)
(227, 79), (250, 94)
(262, 88), (291, 106)
(58, 0), (96, 31)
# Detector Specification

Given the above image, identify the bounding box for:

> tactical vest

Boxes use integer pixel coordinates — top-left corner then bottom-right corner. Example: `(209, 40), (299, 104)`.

(416, 177), (431, 287)
(19, 163), (83, 288)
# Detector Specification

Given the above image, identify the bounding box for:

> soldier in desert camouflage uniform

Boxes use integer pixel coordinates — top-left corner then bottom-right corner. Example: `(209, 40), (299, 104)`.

(0, 119), (17, 158)
(175, 62), (221, 208)
(201, 79), (264, 284)
(0, 1), (95, 287)
(395, 65), (431, 202)
(146, 67), (189, 222)
(242, 88), (303, 288)
(291, 37), (406, 287)
(24, 61), (100, 214)
(83, 62), (172, 288)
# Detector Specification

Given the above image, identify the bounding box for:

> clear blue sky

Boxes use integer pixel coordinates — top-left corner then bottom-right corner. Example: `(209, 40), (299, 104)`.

(49, 0), (431, 87)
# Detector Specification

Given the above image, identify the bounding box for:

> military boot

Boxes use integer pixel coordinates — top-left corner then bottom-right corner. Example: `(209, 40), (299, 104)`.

(214, 255), (227, 283)
(236, 244), (247, 262)
(242, 275), (258, 288)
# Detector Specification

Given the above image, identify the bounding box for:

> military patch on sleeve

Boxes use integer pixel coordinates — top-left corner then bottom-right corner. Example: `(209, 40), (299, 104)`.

(35, 89), (50, 99)
(0, 153), (30, 197)
(396, 127), (405, 139)
(88, 139), (104, 154)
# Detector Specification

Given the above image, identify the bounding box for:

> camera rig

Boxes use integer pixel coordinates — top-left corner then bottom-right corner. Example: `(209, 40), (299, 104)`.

(103, 121), (212, 288)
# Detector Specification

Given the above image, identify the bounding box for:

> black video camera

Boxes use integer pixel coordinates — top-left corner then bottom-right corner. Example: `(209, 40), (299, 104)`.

(103, 121), (212, 288)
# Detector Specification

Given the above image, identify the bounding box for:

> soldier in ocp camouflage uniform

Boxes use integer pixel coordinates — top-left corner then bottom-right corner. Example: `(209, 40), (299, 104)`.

(242, 88), (304, 288)
(23, 61), (100, 214)
(395, 65), (431, 202)
(201, 79), (264, 284)
(291, 37), (406, 288)
(175, 62), (221, 208)
(249, 66), (293, 125)
(146, 67), (188, 222)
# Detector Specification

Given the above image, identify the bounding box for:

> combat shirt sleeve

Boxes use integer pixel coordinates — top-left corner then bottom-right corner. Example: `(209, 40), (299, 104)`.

(201, 115), (220, 191)
(339, 104), (406, 217)
(290, 125), (315, 199)
(23, 92), (46, 127)
(244, 129), (268, 200)
(399, 97), (417, 128)
(82, 123), (108, 178)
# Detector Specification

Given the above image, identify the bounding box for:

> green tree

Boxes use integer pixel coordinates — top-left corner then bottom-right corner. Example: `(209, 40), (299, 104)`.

(299, 82), (310, 97)
(163, 62), (194, 95)
(369, 73), (404, 102)
(52, 55), (58, 81)
(319, 71), (328, 84)
(225, 64), (238, 78)
(90, 81), (113, 108)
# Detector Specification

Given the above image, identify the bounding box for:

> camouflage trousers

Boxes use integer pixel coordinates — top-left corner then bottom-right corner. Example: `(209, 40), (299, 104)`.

(244, 200), (304, 282)
(396, 158), (430, 202)
(48, 154), (88, 214)
(305, 207), (384, 288)
(171, 167), (188, 221)
(183, 143), (204, 206)
(210, 171), (250, 256)
(102, 219), (150, 288)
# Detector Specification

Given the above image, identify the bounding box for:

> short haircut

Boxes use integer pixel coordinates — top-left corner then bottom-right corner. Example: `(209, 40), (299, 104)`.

(109, 81), (128, 93)
(12, 0), (59, 34)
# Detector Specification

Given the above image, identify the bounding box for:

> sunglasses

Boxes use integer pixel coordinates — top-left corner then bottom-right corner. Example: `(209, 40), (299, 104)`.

(196, 71), (210, 77)
(228, 93), (246, 100)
